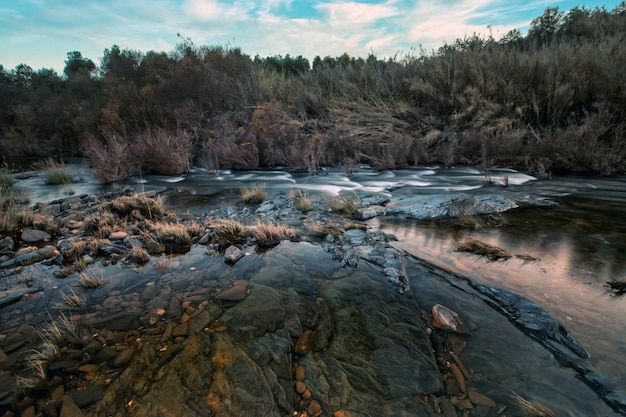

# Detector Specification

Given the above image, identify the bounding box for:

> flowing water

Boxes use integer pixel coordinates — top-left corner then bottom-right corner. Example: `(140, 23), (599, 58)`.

(6, 160), (626, 414)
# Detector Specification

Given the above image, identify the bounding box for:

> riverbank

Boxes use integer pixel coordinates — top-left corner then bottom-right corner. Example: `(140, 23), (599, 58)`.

(0, 182), (624, 416)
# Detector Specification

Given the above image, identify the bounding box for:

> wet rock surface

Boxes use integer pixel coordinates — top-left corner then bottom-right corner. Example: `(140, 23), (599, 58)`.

(0, 185), (621, 417)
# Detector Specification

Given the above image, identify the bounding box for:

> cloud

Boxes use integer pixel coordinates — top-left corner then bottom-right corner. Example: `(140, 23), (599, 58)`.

(315, 1), (399, 26)
(182, 0), (254, 22)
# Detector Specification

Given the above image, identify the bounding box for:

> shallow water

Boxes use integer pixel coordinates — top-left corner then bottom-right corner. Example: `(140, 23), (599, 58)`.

(5, 161), (626, 414)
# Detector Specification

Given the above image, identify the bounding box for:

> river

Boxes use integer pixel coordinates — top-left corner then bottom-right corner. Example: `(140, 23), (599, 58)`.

(7, 160), (626, 414)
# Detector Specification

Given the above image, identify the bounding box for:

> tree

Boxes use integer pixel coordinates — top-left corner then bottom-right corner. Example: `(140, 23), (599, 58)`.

(64, 51), (96, 78)
(101, 44), (142, 81)
(529, 7), (564, 45)
(13, 64), (34, 86)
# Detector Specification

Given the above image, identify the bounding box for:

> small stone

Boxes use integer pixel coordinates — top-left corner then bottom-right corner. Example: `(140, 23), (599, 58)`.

(108, 231), (128, 240)
(215, 285), (248, 301)
(468, 390), (496, 408)
(445, 377), (460, 395)
(21, 228), (51, 243)
(0, 348), (7, 364)
(224, 245), (243, 264)
(307, 400), (322, 416)
(112, 347), (135, 368)
(85, 339), (103, 353)
(302, 389), (312, 399)
(78, 364), (98, 373)
(295, 366), (306, 382)
(172, 322), (190, 338)
(294, 329), (316, 354)
(294, 381), (307, 394)
(60, 395), (85, 417)
(68, 384), (104, 409)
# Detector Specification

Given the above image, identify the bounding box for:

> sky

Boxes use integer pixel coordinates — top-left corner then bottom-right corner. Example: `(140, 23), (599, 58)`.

(1, 0), (623, 73)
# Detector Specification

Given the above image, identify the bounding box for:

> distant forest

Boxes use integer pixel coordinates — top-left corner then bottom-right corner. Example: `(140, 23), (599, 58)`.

(1, 4), (625, 181)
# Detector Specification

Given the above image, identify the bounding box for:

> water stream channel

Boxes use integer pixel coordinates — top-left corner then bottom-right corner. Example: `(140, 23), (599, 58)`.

(4, 160), (626, 416)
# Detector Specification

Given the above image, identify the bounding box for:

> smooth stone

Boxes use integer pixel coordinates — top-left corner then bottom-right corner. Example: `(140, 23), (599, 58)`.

(294, 381), (307, 394)
(307, 400), (322, 416)
(68, 384), (104, 408)
(468, 390), (496, 407)
(108, 231), (128, 240)
(60, 395), (85, 417)
(295, 366), (306, 382)
(215, 285), (248, 301)
(224, 245), (243, 264)
(141, 285), (159, 301)
(445, 377), (460, 395)
(112, 348), (135, 368)
(21, 228), (51, 243)
(172, 322), (190, 338)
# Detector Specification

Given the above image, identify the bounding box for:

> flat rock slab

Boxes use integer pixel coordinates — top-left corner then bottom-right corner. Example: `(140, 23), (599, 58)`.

(21, 228), (51, 243)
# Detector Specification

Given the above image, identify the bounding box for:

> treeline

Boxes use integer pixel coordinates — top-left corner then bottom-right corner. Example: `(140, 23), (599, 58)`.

(0, 4), (625, 181)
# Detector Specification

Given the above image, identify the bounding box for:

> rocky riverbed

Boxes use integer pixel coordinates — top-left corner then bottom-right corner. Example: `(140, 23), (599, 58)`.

(0, 187), (623, 417)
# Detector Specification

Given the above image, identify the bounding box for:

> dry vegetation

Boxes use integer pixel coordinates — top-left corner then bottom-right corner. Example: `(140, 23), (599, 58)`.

(323, 192), (361, 216)
(455, 237), (511, 261)
(289, 189), (312, 212)
(250, 221), (298, 247)
(1, 5), (624, 177)
(241, 183), (267, 204)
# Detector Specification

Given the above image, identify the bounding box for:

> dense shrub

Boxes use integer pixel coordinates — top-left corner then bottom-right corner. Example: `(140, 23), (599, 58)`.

(1, 4), (625, 177)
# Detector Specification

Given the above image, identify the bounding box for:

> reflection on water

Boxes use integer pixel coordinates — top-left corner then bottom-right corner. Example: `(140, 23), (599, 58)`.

(370, 185), (626, 391)
(6, 160), (626, 409)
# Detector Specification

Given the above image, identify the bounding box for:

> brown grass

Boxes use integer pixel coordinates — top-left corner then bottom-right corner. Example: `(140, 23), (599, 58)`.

(108, 192), (167, 221)
(289, 189), (313, 212)
(207, 218), (248, 247)
(455, 237), (511, 261)
(77, 270), (106, 288)
(241, 183), (267, 204)
(128, 245), (150, 263)
(323, 192), (361, 216)
(250, 221), (298, 247)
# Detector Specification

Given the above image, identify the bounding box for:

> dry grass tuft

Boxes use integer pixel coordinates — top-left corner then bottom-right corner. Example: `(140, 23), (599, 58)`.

(77, 270), (105, 288)
(251, 221), (298, 247)
(34, 158), (74, 185)
(289, 189), (313, 212)
(129, 245), (150, 263)
(20, 313), (77, 388)
(323, 192), (361, 216)
(455, 237), (511, 261)
(513, 394), (556, 417)
(108, 193), (166, 221)
(53, 289), (85, 310)
(84, 209), (125, 238)
(208, 218), (248, 247)
(18, 208), (57, 234)
(241, 183), (267, 204)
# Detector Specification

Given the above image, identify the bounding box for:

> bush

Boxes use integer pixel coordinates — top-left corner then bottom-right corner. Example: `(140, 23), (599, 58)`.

(34, 158), (73, 185)
(241, 183), (267, 204)
(290, 189), (312, 212)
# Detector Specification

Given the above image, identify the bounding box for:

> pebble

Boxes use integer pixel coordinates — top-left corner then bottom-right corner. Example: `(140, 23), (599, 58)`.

(172, 322), (190, 338)
(468, 390), (496, 408)
(215, 285), (248, 301)
(307, 400), (322, 416)
(295, 366), (306, 382)
(108, 231), (128, 240)
(21, 228), (51, 243)
(295, 381), (307, 394)
(112, 347), (135, 368)
(60, 395), (85, 417)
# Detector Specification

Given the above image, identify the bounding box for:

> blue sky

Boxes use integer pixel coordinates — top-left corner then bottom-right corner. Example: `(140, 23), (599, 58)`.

(1, 0), (623, 73)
